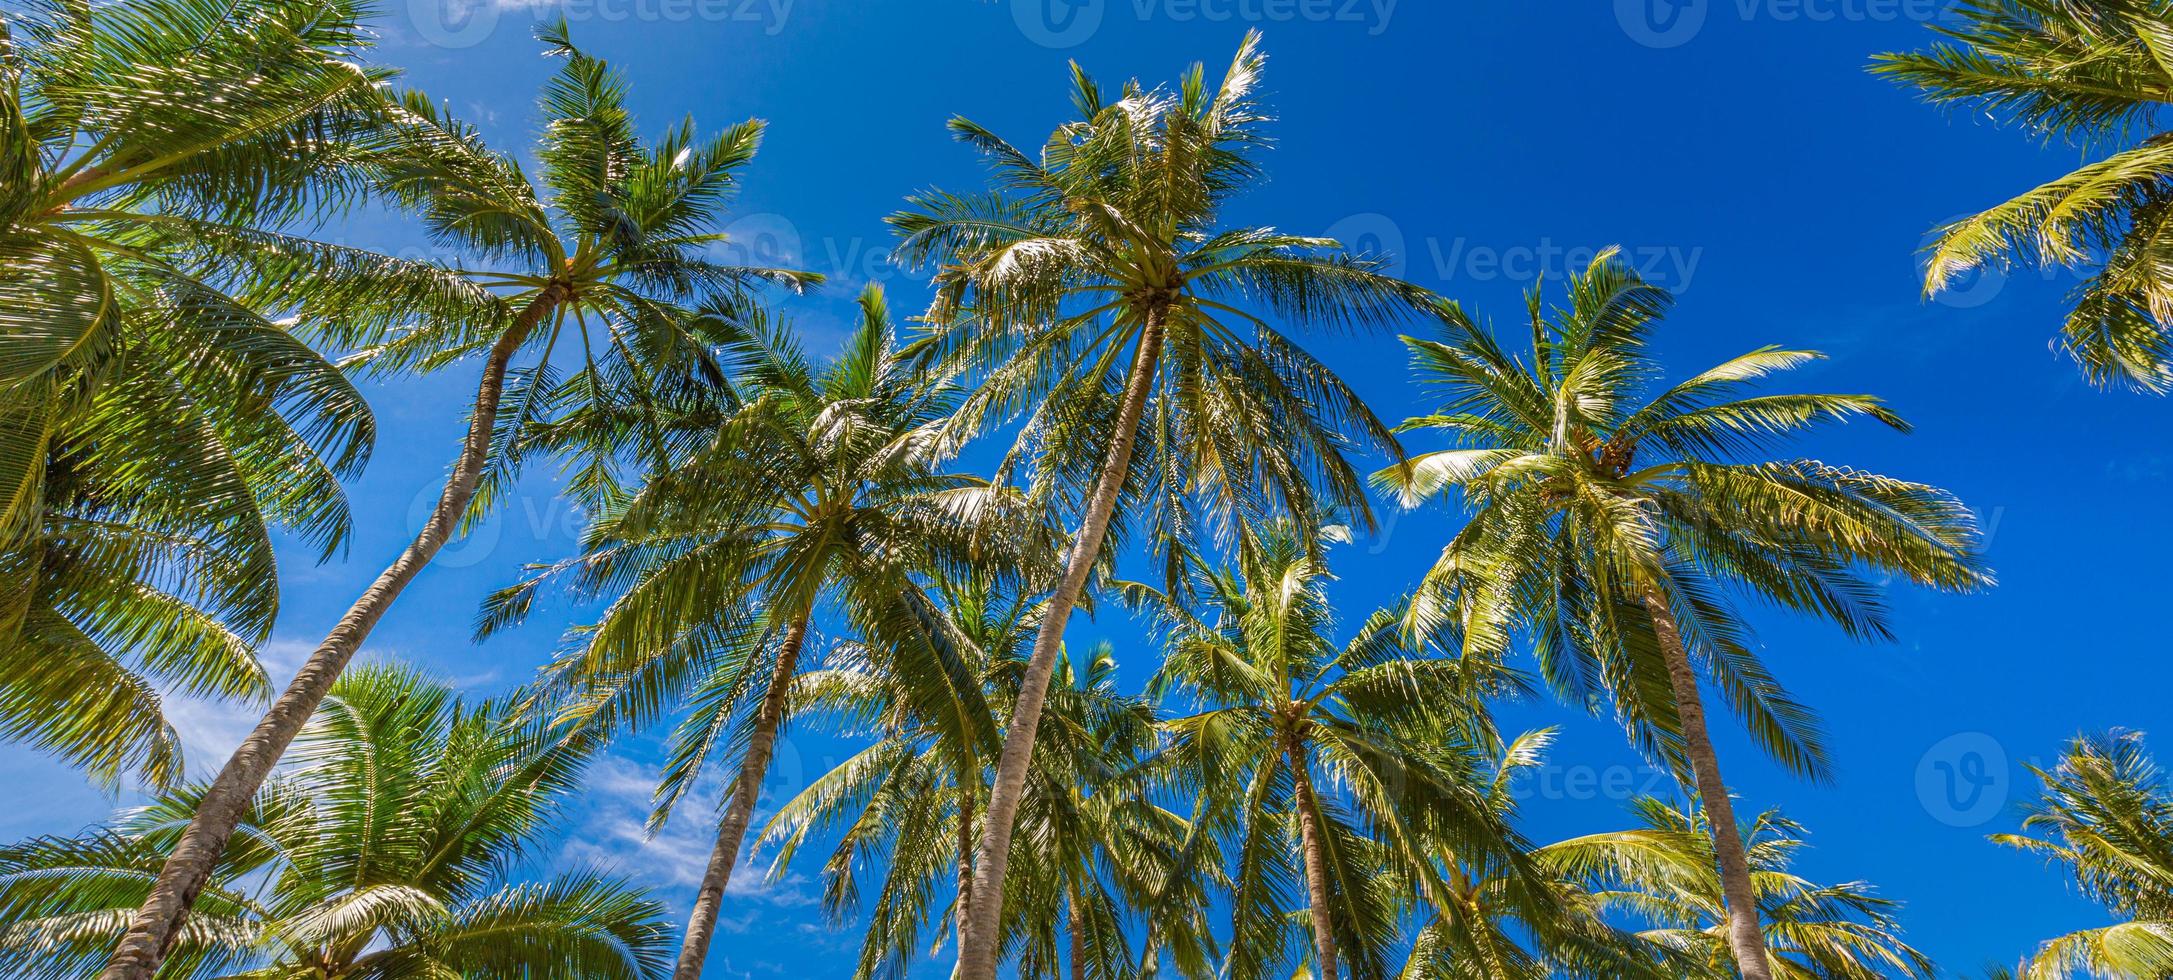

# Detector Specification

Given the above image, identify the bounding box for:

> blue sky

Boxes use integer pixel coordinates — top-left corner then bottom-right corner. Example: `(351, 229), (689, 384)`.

(10, 1), (2173, 976)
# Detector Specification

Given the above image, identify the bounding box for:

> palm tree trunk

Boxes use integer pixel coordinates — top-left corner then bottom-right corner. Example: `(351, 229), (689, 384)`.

(955, 312), (1167, 980)
(99, 286), (567, 980)
(1641, 587), (1776, 980)
(1068, 884), (1087, 980)
(672, 613), (813, 980)
(1286, 734), (1340, 980)
(956, 779), (975, 951)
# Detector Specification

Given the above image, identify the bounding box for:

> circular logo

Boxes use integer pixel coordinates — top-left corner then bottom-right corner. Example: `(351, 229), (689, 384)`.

(1918, 217), (2007, 309)
(1012, 0), (1105, 49)
(714, 212), (805, 272)
(407, 0), (500, 50)
(1914, 731), (2009, 828)
(408, 482), (501, 570)
(1615, 0), (1708, 49)
(1325, 212), (1409, 281)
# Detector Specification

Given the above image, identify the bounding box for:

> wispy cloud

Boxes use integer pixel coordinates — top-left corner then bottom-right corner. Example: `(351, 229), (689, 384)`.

(560, 753), (821, 926)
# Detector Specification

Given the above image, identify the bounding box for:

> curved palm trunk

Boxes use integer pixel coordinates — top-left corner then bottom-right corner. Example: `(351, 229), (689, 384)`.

(1641, 587), (1776, 980)
(955, 313), (1167, 980)
(673, 613), (813, 980)
(99, 287), (567, 980)
(1286, 735), (1340, 980)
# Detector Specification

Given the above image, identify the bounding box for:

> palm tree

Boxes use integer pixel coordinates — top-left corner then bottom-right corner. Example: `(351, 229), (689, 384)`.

(760, 570), (1021, 979)
(2, 0), (405, 785)
(487, 284), (1035, 980)
(100, 22), (814, 976)
(888, 35), (1436, 976)
(994, 646), (1212, 980)
(0, 663), (673, 979)
(1398, 728), (1678, 980)
(1555, 797), (1934, 980)
(1994, 729), (2173, 978)
(1876, 0), (2173, 390)
(1375, 250), (1989, 980)
(763, 572), (1219, 979)
(1140, 524), (1524, 980)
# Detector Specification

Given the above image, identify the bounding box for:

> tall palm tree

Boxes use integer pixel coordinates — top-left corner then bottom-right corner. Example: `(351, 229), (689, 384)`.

(1141, 525), (1525, 980)
(888, 35), (1435, 976)
(1994, 730), (2173, 978)
(763, 572), (1219, 979)
(1554, 797), (1935, 980)
(1, 0), (406, 785)
(1375, 250), (1989, 980)
(488, 285), (1035, 980)
(100, 22), (814, 977)
(0, 663), (673, 979)
(1876, 0), (2173, 390)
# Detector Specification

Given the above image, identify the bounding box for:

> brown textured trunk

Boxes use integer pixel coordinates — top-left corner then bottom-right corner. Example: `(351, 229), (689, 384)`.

(1642, 587), (1776, 980)
(954, 312), (1167, 980)
(1285, 732), (1340, 980)
(1068, 884), (1087, 980)
(672, 613), (813, 980)
(100, 286), (569, 980)
(955, 779), (976, 952)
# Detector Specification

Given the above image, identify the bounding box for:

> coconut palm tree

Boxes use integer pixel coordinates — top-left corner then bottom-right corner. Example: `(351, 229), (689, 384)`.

(762, 569), (1021, 979)
(486, 284), (1038, 980)
(763, 571), (1219, 979)
(1, 0), (414, 786)
(0, 663), (673, 979)
(888, 35), (1436, 976)
(1994, 729), (2173, 978)
(1553, 797), (1934, 980)
(100, 21), (815, 976)
(1398, 728), (1680, 980)
(1876, 0), (2173, 390)
(1374, 251), (1990, 980)
(1138, 524), (1526, 980)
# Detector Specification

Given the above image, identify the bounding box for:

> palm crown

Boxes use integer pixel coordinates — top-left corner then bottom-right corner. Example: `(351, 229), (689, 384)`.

(1378, 250), (1988, 775)
(313, 19), (820, 511)
(489, 285), (1043, 977)
(0, 664), (672, 979)
(1144, 525), (1528, 980)
(498, 285), (1028, 815)
(1995, 729), (2173, 978)
(891, 30), (1432, 551)
(1877, 0), (2173, 390)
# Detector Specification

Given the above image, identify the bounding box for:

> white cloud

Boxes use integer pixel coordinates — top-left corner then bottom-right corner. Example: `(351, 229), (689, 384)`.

(559, 752), (821, 922)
